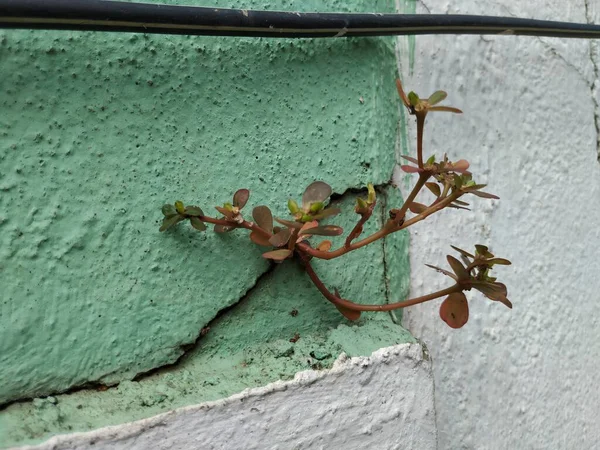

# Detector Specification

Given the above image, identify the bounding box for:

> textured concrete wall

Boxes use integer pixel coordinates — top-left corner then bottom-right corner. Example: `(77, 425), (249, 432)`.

(16, 345), (437, 450)
(401, 1), (600, 449)
(0, 0), (422, 448)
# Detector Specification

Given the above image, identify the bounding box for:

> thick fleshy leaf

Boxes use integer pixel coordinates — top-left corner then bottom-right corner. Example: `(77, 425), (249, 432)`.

(252, 205), (273, 232)
(214, 224), (235, 233)
(159, 215), (183, 232)
(425, 182), (441, 197)
(463, 184), (488, 191)
(469, 191), (500, 199)
(274, 217), (303, 229)
(449, 203), (471, 211)
(311, 207), (342, 221)
(408, 202), (427, 214)
(475, 245), (494, 258)
(439, 292), (469, 328)
(428, 90), (447, 105)
(184, 206), (204, 217)
(317, 240), (332, 251)
(401, 154), (419, 165)
(451, 245), (474, 259)
(451, 160), (470, 173)
(452, 199), (470, 206)
(408, 91), (420, 107)
(395, 79), (411, 108)
(215, 206), (235, 219)
(472, 281), (512, 308)
(425, 264), (458, 281)
(262, 248), (292, 261)
(400, 165), (421, 173)
(299, 225), (343, 236)
(162, 204), (177, 217)
(299, 221), (319, 234)
(250, 231), (271, 247)
(269, 228), (292, 247)
(190, 216), (207, 231)
(233, 189), (250, 209)
(302, 181), (332, 209)
(447, 255), (470, 281)
(428, 106), (463, 114)
(487, 258), (512, 266)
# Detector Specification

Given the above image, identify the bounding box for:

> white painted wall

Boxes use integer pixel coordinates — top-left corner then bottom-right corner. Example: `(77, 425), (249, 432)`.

(16, 345), (436, 450)
(399, 1), (600, 449)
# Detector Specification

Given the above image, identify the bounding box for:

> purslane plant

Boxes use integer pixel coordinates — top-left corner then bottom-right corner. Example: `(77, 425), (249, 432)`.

(159, 79), (512, 329)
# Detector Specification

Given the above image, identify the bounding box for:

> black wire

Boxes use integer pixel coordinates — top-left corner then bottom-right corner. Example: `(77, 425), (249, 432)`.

(1, 0), (600, 39)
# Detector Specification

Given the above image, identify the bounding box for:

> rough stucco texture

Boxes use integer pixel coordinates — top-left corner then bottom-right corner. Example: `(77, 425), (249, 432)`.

(400, 1), (600, 449)
(0, 0), (417, 445)
(16, 344), (437, 450)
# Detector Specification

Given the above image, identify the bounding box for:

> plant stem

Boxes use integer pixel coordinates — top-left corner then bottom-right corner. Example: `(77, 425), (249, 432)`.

(301, 255), (460, 312)
(416, 112), (426, 168)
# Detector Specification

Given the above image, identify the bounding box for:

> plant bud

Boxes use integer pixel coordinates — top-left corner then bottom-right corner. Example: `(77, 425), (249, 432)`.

(175, 200), (185, 214)
(309, 202), (324, 213)
(288, 199), (300, 214)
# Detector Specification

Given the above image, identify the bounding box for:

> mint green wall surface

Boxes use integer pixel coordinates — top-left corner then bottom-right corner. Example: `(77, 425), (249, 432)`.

(0, 0), (414, 446)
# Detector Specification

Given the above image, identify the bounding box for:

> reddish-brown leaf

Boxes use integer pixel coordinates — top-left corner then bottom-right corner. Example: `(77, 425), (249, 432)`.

(262, 248), (292, 261)
(401, 155), (419, 165)
(451, 245), (474, 259)
(233, 189), (250, 209)
(451, 159), (470, 173)
(215, 206), (234, 219)
(302, 181), (332, 209)
(487, 258), (512, 266)
(439, 292), (469, 328)
(447, 255), (470, 281)
(269, 228), (292, 247)
(408, 202), (428, 214)
(214, 224), (235, 233)
(470, 191), (500, 199)
(311, 207), (342, 220)
(401, 165), (421, 173)
(190, 216), (207, 231)
(425, 182), (441, 197)
(425, 264), (458, 281)
(250, 231), (271, 247)
(317, 240), (332, 251)
(428, 106), (463, 114)
(159, 215), (183, 232)
(274, 217), (303, 229)
(299, 225), (343, 236)
(471, 281), (512, 308)
(252, 205), (273, 232)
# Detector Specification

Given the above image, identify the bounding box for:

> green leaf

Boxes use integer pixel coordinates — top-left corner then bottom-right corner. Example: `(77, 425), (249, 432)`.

(428, 106), (463, 114)
(487, 258), (511, 266)
(162, 204), (177, 217)
(175, 201), (185, 214)
(287, 199), (300, 215)
(428, 90), (447, 105)
(159, 215), (183, 232)
(470, 191), (500, 199)
(439, 292), (469, 329)
(184, 206), (204, 217)
(425, 155), (436, 166)
(189, 216), (206, 231)
(408, 91), (420, 107)
(367, 183), (376, 204)
(309, 201), (325, 213)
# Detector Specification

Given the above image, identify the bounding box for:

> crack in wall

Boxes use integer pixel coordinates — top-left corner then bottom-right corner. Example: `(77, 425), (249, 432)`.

(0, 264), (277, 411)
(584, 0), (600, 162)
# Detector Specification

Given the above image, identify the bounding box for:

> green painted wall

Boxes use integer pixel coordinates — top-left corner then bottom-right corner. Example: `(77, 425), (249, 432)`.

(0, 0), (413, 446)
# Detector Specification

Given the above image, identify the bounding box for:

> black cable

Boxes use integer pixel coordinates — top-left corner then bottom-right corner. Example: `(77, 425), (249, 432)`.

(1, 0), (600, 39)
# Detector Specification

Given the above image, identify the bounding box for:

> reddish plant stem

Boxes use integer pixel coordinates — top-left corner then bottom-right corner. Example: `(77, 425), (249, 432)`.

(300, 254), (461, 311)
(344, 202), (376, 248)
(416, 112), (426, 168)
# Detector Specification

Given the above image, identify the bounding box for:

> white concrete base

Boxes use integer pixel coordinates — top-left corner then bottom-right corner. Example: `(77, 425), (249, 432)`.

(17, 344), (436, 450)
